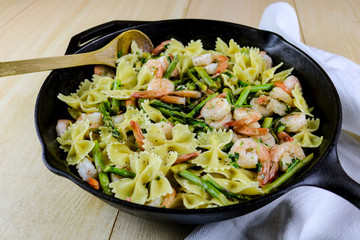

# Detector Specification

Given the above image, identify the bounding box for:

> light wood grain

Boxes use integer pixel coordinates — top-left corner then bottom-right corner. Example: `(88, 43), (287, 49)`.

(295, 0), (360, 64)
(0, 0), (359, 239)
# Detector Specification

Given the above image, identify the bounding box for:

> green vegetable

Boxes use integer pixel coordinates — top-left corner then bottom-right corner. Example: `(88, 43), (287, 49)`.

(187, 93), (218, 118)
(234, 86), (251, 107)
(263, 153), (314, 193)
(155, 107), (212, 131)
(98, 172), (112, 195)
(163, 55), (180, 78)
(250, 83), (274, 92)
(262, 117), (273, 129)
(178, 170), (229, 204)
(149, 99), (184, 112)
(194, 67), (218, 90)
(92, 140), (105, 171)
(100, 102), (122, 141)
(203, 175), (250, 201)
(111, 79), (121, 114)
(223, 88), (235, 105)
(187, 69), (208, 91)
(103, 165), (136, 179)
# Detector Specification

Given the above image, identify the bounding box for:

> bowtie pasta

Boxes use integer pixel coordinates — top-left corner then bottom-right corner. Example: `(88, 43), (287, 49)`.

(56, 37), (323, 209)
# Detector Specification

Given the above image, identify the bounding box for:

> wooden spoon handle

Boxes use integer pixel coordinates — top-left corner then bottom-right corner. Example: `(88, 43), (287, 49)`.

(0, 50), (115, 77)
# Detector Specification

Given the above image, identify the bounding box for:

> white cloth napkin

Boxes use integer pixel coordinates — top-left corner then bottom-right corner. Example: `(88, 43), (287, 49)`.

(186, 2), (360, 239)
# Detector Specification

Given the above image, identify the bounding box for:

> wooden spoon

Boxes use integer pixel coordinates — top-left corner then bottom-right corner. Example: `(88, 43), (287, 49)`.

(0, 29), (154, 77)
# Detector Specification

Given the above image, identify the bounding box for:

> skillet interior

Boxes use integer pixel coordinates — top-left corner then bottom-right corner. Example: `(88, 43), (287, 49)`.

(35, 19), (341, 224)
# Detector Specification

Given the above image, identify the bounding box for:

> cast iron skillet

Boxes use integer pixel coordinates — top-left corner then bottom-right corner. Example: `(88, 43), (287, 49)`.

(35, 19), (360, 224)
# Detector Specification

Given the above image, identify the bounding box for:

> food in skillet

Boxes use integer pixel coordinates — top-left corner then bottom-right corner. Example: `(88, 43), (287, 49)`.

(56, 38), (323, 209)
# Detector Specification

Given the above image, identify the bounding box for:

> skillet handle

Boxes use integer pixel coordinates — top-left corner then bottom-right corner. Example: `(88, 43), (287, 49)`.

(300, 148), (360, 208)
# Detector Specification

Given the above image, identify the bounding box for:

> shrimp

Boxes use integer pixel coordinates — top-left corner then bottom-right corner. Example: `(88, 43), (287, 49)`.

(210, 113), (232, 129)
(146, 56), (179, 78)
(173, 151), (201, 165)
(56, 119), (71, 137)
(159, 95), (186, 105)
(192, 53), (229, 77)
(269, 87), (293, 106)
(277, 131), (294, 143)
(270, 142), (305, 172)
(126, 97), (137, 109)
(224, 108), (262, 127)
(94, 65), (115, 78)
(76, 112), (103, 129)
(234, 124), (269, 136)
(252, 132), (276, 149)
(255, 95), (288, 116)
(147, 187), (176, 208)
(169, 90), (202, 99)
(145, 59), (164, 78)
(279, 112), (307, 132)
(154, 121), (173, 140)
(283, 75), (302, 92)
(151, 40), (171, 56)
(260, 51), (272, 70)
(76, 157), (98, 182)
(131, 78), (175, 99)
(229, 138), (271, 186)
(200, 96), (232, 129)
(87, 177), (100, 190)
(129, 120), (145, 150)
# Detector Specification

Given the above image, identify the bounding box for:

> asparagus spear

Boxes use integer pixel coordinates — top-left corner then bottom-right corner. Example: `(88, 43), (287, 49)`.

(262, 117), (273, 129)
(99, 102), (122, 141)
(92, 140), (105, 171)
(92, 140), (112, 195)
(178, 170), (231, 205)
(234, 85), (251, 107)
(111, 79), (121, 114)
(187, 69), (208, 91)
(103, 165), (136, 179)
(203, 175), (251, 201)
(98, 172), (112, 195)
(194, 67), (218, 90)
(187, 92), (218, 118)
(262, 153), (314, 193)
(149, 99), (184, 112)
(250, 83), (274, 92)
(163, 55), (180, 79)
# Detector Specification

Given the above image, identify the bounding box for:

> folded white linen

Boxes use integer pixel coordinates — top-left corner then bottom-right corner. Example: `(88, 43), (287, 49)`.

(186, 2), (360, 239)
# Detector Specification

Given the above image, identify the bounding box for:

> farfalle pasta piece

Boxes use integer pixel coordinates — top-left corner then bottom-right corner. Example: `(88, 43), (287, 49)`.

(147, 151), (178, 201)
(261, 62), (283, 84)
(114, 108), (150, 143)
(272, 67), (294, 82)
(140, 99), (166, 122)
(292, 84), (314, 117)
(166, 38), (203, 58)
(174, 172), (209, 199)
(58, 75), (113, 112)
(106, 142), (134, 169)
(215, 38), (241, 62)
(110, 151), (163, 204)
(143, 123), (197, 156)
(57, 120), (95, 165)
(293, 118), (323, 148)
(233, 48), (263, 84)
(116, 41), (145, 69)
(115, 59), (137, 90)
(171, 193), (223, 209)
(204, 172), (263, 195)
(192, 129), (233, 170)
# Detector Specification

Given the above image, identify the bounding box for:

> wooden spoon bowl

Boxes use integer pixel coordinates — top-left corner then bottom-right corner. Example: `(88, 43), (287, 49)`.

(0, 29), (154, 77)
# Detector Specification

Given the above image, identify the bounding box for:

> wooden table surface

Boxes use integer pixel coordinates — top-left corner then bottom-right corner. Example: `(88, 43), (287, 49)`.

(0, 0), (359, 239)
